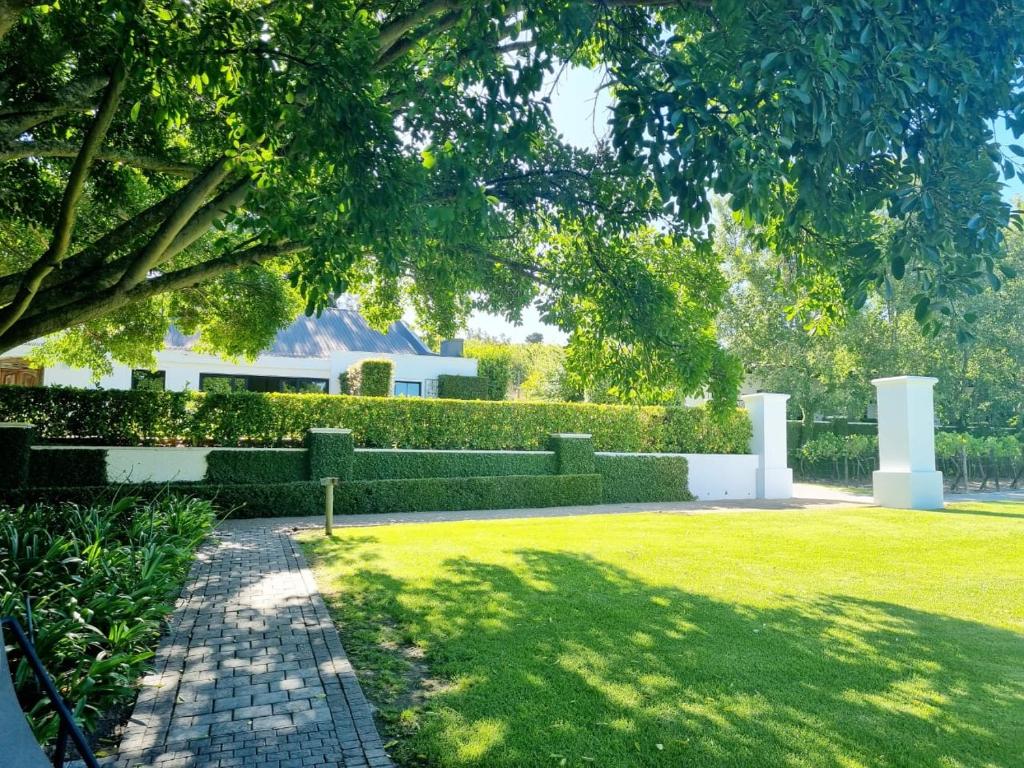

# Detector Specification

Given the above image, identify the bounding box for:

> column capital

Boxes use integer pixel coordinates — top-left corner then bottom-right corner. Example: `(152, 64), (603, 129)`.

(871, 376), (938, 388)
(741, 392), (790, 403)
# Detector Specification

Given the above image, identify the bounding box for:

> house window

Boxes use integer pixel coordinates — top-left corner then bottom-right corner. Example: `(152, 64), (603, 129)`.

(131, 369), (166, 391)
(199, 373), (329, 394)
(393, 380), (422, 397)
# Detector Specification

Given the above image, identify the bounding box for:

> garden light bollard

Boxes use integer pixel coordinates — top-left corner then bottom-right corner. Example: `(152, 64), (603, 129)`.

(871, 376), (944, 509)
(740, 393), (793, 499)
(320, 477), (338, 536)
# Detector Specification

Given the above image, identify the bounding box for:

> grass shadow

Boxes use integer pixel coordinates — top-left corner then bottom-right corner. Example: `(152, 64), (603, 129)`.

(305, 537), (1024, 768)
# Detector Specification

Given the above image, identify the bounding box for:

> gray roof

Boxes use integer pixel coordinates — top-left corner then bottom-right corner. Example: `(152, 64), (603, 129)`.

(165, 309), (434, 358)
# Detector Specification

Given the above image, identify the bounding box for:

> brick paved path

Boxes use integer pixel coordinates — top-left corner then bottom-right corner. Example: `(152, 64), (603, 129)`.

(115, 523), (392, 768)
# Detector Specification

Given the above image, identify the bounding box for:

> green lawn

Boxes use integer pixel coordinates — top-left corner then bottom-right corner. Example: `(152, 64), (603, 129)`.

(299, 504), (1024, 768)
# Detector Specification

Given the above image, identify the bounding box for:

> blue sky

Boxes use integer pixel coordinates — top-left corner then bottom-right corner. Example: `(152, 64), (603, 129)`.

(463, 69), (1023, 344)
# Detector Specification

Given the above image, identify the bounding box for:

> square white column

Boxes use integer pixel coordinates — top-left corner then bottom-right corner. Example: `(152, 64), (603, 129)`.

(871, 376), (944, 509)
(741, 393), (793, 499)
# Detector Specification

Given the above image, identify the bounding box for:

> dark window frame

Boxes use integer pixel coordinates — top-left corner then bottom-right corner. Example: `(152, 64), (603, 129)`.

(198, 372), (330, 394)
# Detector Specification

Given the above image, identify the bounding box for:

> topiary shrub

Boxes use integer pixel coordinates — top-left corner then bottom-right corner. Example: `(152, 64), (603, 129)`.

(346, 358), (393, 397)
(306, 428), (354, 480)
(437, 374), (493, 400)
(548, 433), (596, 474)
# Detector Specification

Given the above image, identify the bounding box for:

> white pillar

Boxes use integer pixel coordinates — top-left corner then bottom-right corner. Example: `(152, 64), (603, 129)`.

(871, 376), (944, 509)
(741, 393), (793, 499)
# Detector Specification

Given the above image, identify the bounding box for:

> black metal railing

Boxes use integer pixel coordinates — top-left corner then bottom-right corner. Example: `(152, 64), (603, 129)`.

(1, 616), (100, 768)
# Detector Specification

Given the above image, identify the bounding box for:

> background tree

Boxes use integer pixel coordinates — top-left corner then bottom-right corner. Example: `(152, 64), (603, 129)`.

(718, 207), (1024, 429)
(2, 1), (1024, 401)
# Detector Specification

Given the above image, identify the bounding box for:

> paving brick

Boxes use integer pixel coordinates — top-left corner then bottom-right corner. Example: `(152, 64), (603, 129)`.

(113, 521), (394, 767)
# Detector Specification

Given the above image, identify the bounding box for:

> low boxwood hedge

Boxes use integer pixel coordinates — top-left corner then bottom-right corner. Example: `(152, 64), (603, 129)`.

(28, 446), (108, 487)
(596, 454), (692, 503)
(352, 449), (556, 480)
(335, 473), (602, 515)
(205, 448), (308, 484)
(0, 386), (751, 453)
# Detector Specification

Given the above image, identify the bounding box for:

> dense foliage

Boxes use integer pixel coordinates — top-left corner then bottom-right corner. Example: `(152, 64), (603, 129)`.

(0, 496), (214, 743)
(0, 386), (752, 453)
(2, 1), (1023, 403)
(436, 374), (493, 401)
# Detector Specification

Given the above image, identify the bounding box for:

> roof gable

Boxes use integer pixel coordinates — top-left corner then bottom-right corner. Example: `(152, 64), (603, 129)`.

(165, 309), (434, 358)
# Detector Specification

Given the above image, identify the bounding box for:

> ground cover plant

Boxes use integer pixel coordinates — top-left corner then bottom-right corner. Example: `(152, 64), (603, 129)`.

(301, 504), (1024, 768)
(0, 495), (215, 746)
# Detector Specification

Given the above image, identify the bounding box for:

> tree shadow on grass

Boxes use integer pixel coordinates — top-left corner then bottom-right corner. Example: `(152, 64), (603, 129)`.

(929, 503), (1024, 520)
(306, 540), (1024, 768)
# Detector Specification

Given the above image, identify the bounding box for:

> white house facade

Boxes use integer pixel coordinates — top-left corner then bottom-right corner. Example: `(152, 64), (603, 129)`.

(1, 308), (477, 397)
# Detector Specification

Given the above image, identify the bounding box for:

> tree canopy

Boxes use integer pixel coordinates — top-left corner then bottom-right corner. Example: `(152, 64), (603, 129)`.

(2, 0), (1024, 401)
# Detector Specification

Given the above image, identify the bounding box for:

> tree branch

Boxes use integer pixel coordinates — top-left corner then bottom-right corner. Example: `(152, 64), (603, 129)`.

(0, 242), (304, 352)
(0, 74), (108, 141)
(113, 156), (233, 290)
(0, 140), (200, 176)
(378, 0), (461, 55)
(0, 61), (128, 336)
(378, 9), (465, 67)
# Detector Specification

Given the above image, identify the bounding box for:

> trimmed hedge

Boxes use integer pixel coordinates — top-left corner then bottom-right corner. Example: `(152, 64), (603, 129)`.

(352, 449), (556, 480)
(0, 386), (751, 453)
(334, 473), (602, 515)
(549, 433), (595, 475)
(0, 423), (33, 487)
(29, 447), (107, 487)
(437, 374), (493, 400)
(307, 428), (354, 480)
(205, 449), (308, 484)
(595, 454), (692, 503)
(346, 358), (393, 397)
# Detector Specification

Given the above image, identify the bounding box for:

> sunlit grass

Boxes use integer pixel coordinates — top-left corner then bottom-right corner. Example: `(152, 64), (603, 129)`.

(299, 503), (1024, 767)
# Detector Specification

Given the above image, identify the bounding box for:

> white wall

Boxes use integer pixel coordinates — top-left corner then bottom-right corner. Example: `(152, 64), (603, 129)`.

(27, 346), (476, 397)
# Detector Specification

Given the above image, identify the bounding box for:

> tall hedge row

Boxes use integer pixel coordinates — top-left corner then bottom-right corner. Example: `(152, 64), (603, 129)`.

(0, 385), (751, 453)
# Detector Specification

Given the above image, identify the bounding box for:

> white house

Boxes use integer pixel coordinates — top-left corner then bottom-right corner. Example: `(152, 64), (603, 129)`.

(0, 308), (477, 397)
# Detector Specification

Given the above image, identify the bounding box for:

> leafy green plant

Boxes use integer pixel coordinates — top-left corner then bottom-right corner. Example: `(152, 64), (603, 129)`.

(0, 496), (215, 744)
